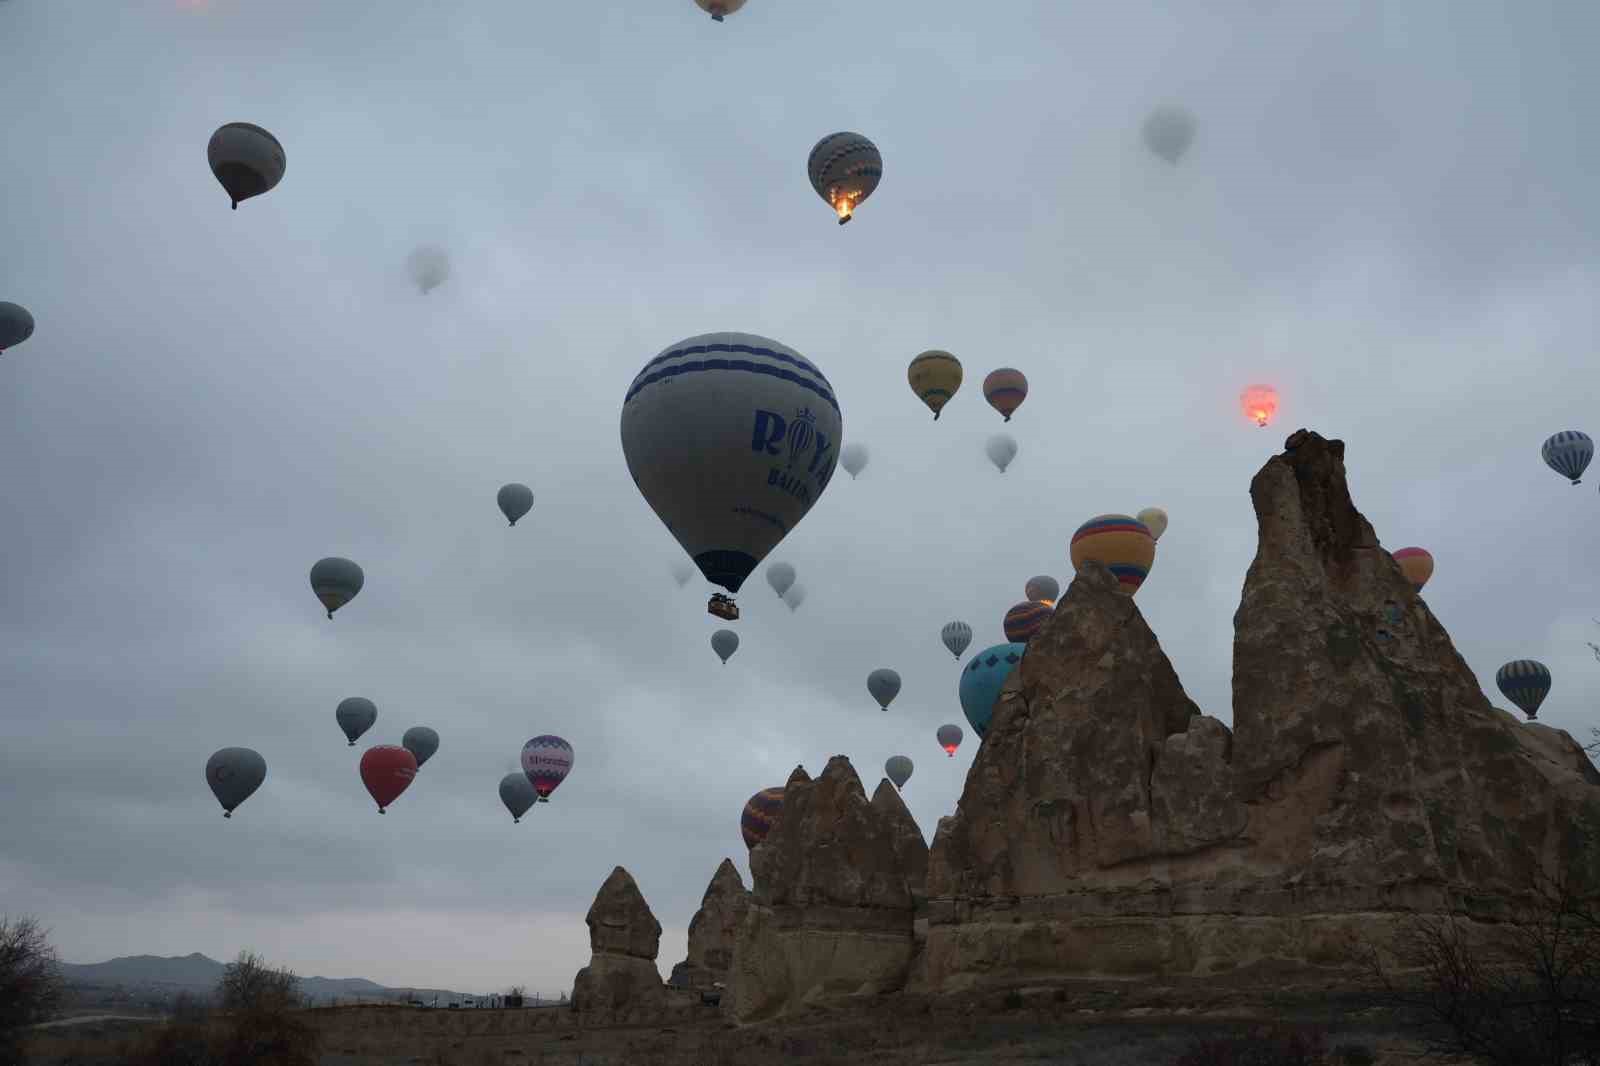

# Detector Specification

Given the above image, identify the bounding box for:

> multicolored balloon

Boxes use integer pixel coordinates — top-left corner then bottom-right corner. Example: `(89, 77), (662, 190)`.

(1070, 515), (1156, 595)
(499, 772), (537, 823)
(207, 122), (285, 210)
(205, 747), (266, 819)
(402, 726), (439, 770)
(335, 697), (376, 747)
(885, 755), (913, 790)
(1496, 660), (1551, 720)
(959, 643), (1025, 739)
(982, 368), (1028, 422)
(741, 786), (784, 849)
(1136, 507), (1169, 543)
(1541, 431), (1593, 486)
(1003, 600), (1054, 644)
(1240, 384), (1278, 428)
(867, 668), (901, 712)
(907, 350), (963, 420)
(521, 735), (574, 802)
(936, 723), (963, 757)
(309, 557), (364, 620)
(1392, 547), (1434, 592)
(807, 132), (882, 225)
(1023, 575), (1059, 606)
(712, 628), (739, 664)
(940, 620), (973, 660)
(360, 745), (418, 814)
(986, 434), (1017, 473)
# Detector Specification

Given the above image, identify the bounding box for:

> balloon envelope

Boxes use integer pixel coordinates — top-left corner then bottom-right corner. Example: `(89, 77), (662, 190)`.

(907, 350), (963, 419)
(840, 442), (869, 479)
(359, 745), (417, 812)
(767, 561), (796, 599)
(885, 755), (913, 790)
(1240, 384), (1279, 428)
(741, 787), (784, 849)
(1541, 431), (1593, 485)
(867, 668), (902, 711)
(1136, 508), (1169, 543)
(521, 735), (574, 800)
(1023, 575), (1059, 604)
(940, 620), (973, 660)
(402, 726), (440, 769)
(1003, 600), (1054, 644)
(936, 723), (964, 757)
(498, 483), (534, 526)
(620, 332), (842, 595)
(808, 132), (882, 224)
(1070, 515), (1156, 595)
(335, 697), (377, 746)
(982, 368), (1028, 422)
(694, 0), (746, 20)
(784, 583), (806, 611)
(671, 560), (694, 587)
(1496, 660), (1551, 720)
(207, 122), (285, 209)
(310, 557), (364, 619)
(986, 434), (1018, 472)
(711, 628), (739, 663)
(1142, 106), (1196, 164)
(0, 301), (35, 352)
(205, 747), (266, 818)
(1392, 547), (1434, 591)
(499, 772), (537, 823)
(960, 643), (1025, 738)
(407, 245), (450, 294)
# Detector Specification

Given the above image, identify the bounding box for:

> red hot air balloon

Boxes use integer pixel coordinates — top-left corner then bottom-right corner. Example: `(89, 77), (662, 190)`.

(360, 745), (417, 813)
(983, 368), (1028, 422)
(1240, 384), (1278, 428)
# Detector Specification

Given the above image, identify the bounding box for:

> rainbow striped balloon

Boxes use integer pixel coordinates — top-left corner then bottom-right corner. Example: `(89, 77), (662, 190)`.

(1392, 547), (1434, 591)
(1003, 600), (1054, 643)
(982, 368), (1028, 422)
(740, 787), (785, 849)
(1069, 515), (1156, 595)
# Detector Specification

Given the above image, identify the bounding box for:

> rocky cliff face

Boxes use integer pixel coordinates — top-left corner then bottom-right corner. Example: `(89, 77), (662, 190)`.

(922, 430), (1600, 993)
(669, 858), (750, 990)
(571, 866), (667, 1020)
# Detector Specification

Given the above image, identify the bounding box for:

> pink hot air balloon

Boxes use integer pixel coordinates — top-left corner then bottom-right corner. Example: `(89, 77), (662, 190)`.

(521, 735), (574, 803)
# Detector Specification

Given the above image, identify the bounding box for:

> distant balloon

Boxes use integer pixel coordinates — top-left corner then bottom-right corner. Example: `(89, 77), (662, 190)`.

(1496, 660), (1551, 721)
(741, 787), (784, 849)
(1240, 384), (1278, 428)
(936, 723), (964, 757)
(407, 245), (450, 294)
(907, 350), (963, 420)
(359, 745), (417, 814)
(1023, 575), (1059, 605)
(402, 726), (440, 769)
(499, 772), (537, 823)
(309, 557), (364, 620)
(520, 735), (574, 802)
(959, 643), (1025, 739)
(808, 132), (882, 225)
(1003, 600), (1054, 644)
(711, 628), (740, 664)
(1392, 547), (1434, 592)
(671, 560), (695, 588)
(1541, 431), (1593, 486)
(840, 443), (869, 479)
(498, 483), (534, 526)
(335, 697), (377, 747)
(205, 747), (266, 818)
(784, 583), (807, 611)
(867, 668), (902, 712)
(1142, 106), (1197, 165)
(767, 561), (796, 599)
(982, 368), (1028, 422)
(1136, 508), (1169, 543)
(986, 434), (1018, 473)
(940, 620), (973, 660)
(1070, 515), (1156, 595)
(0, 301), (35, 353)
(885, 755), (913, 790)
(207, 122), (286, 210)
(694, 0), (746, 21)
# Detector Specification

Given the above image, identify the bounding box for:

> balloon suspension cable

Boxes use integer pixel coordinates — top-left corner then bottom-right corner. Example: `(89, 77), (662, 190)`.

(348, 740), (355, 747)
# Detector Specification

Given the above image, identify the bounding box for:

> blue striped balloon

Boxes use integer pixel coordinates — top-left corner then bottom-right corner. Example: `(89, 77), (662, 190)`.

(1541, 431), (1593, 485)
(1495, 659), (1551, 720)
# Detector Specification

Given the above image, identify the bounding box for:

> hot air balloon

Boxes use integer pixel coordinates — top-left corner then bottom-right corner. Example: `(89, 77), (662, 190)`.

(1136, 508), (1169, 543)
(1023, 575), (1059, 605)
(620, 332), (841, 621)
(1240, 384), (1278, 428)
(360, 745), (417, 813)
(1070, 515), (1156, 595)
(407, 245), (450, 294)
(499, 772), (537, 823)
(885, 755), (913, 790)
(1142, 106), (1196, 165)
(1541, 431), (1593, 485)
(207, 122), (286, 210)
(867, 668), (901, 712)
(521, 735), (574, 803)
(960, 643), (1025, 739)
(741, 787), (784, 849)
(1392, 547), (1434, 592)
(936, 723), (963, 757)
(940, 620), (973, 660)
(205, 747), (266, 818)
(498, 483), (534, 526)
(807, 132), (882, 225)
(671, 560), (694, 588)
(986, 434), (1018, 473)
(840, 442), (869, 479)
(784, 583), (807, 612)
(1496, 660), (1551, 720)
(694, 0), (746, 20)
(0, 302), (35, 354)
(1003, 600), (1054, 644)
(711, 628), (739, 664)
(310, 557), (364, 619)
(402, 726), (440, 770)
(767, 561), (796, 599)
(335, 697), (376, 747)
(982, 368), (1028, 422)
(907, 350), (963, 420)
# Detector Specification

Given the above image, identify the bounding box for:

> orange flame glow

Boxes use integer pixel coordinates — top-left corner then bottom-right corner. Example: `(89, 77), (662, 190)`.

(834, 198), (854, 222)
(1240, 384), (1278, 428)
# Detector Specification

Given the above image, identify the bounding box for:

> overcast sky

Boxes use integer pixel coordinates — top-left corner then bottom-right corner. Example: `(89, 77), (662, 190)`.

(2, 0), (1598, 997)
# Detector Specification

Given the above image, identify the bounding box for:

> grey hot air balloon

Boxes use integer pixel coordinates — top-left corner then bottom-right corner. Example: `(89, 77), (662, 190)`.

(309, 557), (364, 619)
(783, 583), (807, 612)
(207, 122), (286, 210)
(1024, 575), (1059, 604)
(711, 628), (740, 664)
(1142, 106), (1196, 165)
(205, 747), (267, 818)
(499, 772), (537, 823)
(867, 668), (901, 712)
(694, 0), (746, 19)
(402, 726), (440, 769)
(767, 561), (796, 599)
(940, 620), (972, 660)
(840, 443), (869, 480)
(936, 723), (964, 757)
(671, 560), (695, 588)
(885, 755), (913, 790)
(498, 483), (534, 526)
(986, 434), (1018, 473)
(335, 697), (377, 747)
(0, 302), (35, 354)
(808, 132), (883, 225)
(407, 245), (451, 294)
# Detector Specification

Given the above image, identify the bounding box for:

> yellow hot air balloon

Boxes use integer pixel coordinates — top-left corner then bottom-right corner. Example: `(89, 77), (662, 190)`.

(1392, 546), (1433, 591)
(908, 350), (963, 420)
(1069, 515), (1156, 595)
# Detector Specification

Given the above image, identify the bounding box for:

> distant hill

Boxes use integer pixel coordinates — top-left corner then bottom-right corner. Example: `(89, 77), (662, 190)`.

(57, 953), (484, 1006)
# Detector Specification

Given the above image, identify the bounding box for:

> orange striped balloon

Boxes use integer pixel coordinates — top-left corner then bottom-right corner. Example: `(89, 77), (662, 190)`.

(1392, 546), (1433, 591)
(1069, 514), (1156, 595)
(983, 368), (1028, 422)
(1003, 600), (1054, 643)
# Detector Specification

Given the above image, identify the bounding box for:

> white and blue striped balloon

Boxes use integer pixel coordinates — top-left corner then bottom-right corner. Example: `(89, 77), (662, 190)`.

(1540, 431), (1593, 485)
(1495, 659), (1552, 720)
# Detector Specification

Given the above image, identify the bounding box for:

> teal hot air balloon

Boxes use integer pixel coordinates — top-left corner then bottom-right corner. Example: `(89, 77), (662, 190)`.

(959, 643), (1025, 739)
(205, 747), (266, 818)
(310, 557), (364, 619)
(867, 668), (901, 712)
(498, 483), (534, 525)
(402, 726), (440, 769)
(885, 755), (913, 790)
(335, 697), (376, 746)
(1496, 659), (1551, 720)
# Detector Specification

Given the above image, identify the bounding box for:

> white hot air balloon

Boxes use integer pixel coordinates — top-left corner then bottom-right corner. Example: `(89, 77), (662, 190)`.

(986, 434), (1018, 473)
(784, 583), (807, 612)
(407, 245), (451, 294)
(840, 442), (869, 480)
(1137, 507), (1169, 542)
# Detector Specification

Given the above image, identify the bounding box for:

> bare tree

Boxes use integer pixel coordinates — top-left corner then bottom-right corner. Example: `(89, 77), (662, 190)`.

(0, 915), (63, 1060)
(218, 949), (301, 1013)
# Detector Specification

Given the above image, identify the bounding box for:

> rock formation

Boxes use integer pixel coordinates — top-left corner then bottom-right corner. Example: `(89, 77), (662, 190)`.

(871, 778), (929, 906)
(668, 858), (750, 990)
(922, 429), (1600, 992)
(571, 866), (667, 1020)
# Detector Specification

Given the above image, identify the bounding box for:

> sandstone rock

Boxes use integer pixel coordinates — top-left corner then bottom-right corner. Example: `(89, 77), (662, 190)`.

(571, 866), (666, 1020)
(870, 778), (929, 904)
(668, 858), (750, 990)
